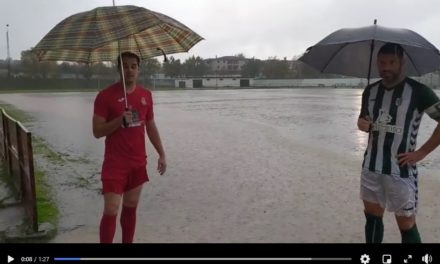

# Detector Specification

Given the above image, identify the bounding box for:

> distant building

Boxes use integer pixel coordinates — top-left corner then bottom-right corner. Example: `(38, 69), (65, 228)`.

(175, 77), (252, 88)
(205, 56), (248, 76)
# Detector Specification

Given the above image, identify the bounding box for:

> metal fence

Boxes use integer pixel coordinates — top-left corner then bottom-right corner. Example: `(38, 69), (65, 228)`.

(0, 108), (38, 232)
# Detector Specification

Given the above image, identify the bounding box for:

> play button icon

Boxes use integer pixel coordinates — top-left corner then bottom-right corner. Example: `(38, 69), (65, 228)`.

(7, 255), (14, 263)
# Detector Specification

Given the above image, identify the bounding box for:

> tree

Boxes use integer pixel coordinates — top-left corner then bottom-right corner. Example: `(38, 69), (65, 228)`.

(294, 61), (340, 79)
(241, 58), (263, 78)
(91, 62), (112, 75)
(21, 49), (57, 78)
(140, 58), (161, 79)
(163, 56), (182, 77)
(234, 53), (246, 59)
(262, 57), (290, 78)
(183, 56), (208, 77)
(59, 62), (74, 75)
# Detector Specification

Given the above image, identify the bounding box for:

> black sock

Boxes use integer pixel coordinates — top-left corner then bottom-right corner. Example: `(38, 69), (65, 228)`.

(365, 212), (384, 243)
(400, 224), (421, 243)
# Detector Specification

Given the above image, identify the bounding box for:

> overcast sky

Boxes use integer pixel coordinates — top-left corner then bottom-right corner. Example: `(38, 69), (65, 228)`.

(1, 0), (440, 61)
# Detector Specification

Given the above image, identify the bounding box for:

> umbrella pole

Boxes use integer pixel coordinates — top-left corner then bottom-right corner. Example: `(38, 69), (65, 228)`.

(119, 54), (129, 110)
(115, 9), (129, 127)
(113, 0), (128, 128)
(367, 40), (374, 86)
(119, 53), (129, 128)
(366, 19), (378, 86)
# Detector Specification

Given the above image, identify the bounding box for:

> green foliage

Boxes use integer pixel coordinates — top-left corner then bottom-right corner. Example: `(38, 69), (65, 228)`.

(241, 58), (263, 78)
(183, 56), (208, 77)
(262, 57), (290, 78)
(140, 58), (161, 78)
(4, 50), (351, 81)
(21, 50), (58, 79)
(163, 56), (182, 77)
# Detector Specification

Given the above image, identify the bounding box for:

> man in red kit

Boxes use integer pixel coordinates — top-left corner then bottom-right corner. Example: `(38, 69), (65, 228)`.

(93, 51), (166, 243)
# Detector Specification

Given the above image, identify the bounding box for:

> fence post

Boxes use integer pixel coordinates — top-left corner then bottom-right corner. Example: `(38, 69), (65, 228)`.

(16, 122), (38, 233)
(0, 110), (6, 160)
(1, 109), (39, 233)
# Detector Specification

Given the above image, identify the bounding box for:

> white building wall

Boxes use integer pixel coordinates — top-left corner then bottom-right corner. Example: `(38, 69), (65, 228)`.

(203, 78), (240, 87)
(175, 79), (194, 88)
(174, 76), (440, 89)
(175, 78), (253, 88)
(253, 78), (371, 87)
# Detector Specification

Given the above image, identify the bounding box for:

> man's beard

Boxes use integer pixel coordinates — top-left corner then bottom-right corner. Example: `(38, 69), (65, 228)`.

(380, 71), (400, 83)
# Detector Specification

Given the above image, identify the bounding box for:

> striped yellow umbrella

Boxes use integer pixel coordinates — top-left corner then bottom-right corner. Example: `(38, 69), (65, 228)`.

(32, 5), (203, 63)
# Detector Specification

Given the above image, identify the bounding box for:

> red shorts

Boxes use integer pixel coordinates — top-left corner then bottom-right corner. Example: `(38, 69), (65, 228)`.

(101, 162), (149, 194)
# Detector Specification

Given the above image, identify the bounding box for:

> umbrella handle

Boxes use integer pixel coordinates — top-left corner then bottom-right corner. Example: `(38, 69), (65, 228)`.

(122, 112), (129, 128)
(157, 47), (168, 62)
(122, 119), (128, 128)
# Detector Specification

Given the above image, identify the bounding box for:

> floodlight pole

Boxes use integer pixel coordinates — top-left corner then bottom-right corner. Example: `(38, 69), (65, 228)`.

(6, 24), (11, 78)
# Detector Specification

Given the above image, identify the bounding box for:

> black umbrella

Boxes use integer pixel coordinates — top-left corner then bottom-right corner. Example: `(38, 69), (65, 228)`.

(299, 20), (440, 84)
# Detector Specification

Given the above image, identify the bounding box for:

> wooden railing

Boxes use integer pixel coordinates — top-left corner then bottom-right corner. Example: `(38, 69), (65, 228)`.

(0, 108), (38, 232)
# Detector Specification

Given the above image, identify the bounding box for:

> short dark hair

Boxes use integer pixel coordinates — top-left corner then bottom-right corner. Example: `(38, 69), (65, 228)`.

(378, 43), (404, 58)
(117, 52), (140, 68)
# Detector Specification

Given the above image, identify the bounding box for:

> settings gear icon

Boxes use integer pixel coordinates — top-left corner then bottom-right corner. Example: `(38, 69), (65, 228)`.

(360, 254), (371, 264)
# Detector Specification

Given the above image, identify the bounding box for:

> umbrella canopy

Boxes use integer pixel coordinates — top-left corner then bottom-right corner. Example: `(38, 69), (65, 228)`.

(299, 23), (440, 79)
(32, 5), (203, 63)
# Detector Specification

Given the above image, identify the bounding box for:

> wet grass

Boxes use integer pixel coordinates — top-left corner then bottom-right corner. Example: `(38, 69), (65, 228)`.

(65, 156), (92, 164)
(0, 102), (59, 227)
(0, 102), (34, 122)
(33, 139), (65, 165)
(34, 170), (58, 225)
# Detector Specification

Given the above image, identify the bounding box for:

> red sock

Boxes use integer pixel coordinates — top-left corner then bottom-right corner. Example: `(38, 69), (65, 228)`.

(100, 214), (117, 243)
(120, 206), (137, 243)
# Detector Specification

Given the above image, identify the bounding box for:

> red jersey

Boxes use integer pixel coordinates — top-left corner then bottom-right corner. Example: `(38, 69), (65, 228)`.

(94, 82), (154, 166)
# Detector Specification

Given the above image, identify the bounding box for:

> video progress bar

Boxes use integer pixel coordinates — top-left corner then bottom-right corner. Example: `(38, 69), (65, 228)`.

(54, 258), (352, 261)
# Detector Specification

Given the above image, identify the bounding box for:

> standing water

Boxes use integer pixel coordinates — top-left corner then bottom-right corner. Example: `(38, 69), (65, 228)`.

(1, 88), (439, 242)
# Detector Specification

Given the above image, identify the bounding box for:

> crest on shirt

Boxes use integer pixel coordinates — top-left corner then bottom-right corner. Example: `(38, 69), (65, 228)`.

(117, 97), (125, 103)
(141, 97), (147, 106)
(378, 109), (392, 124)
(372, 109), (403, 134)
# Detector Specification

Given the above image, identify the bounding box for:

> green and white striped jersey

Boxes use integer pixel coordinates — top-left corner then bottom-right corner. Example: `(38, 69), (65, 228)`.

(360, 77), (440, 178)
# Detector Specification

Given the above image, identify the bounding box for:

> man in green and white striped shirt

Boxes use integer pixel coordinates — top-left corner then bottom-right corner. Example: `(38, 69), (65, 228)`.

(358, 43), (440, 243)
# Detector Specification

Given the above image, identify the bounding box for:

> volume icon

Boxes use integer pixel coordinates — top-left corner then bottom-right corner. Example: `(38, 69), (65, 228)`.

(422, 254), (433, 264)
